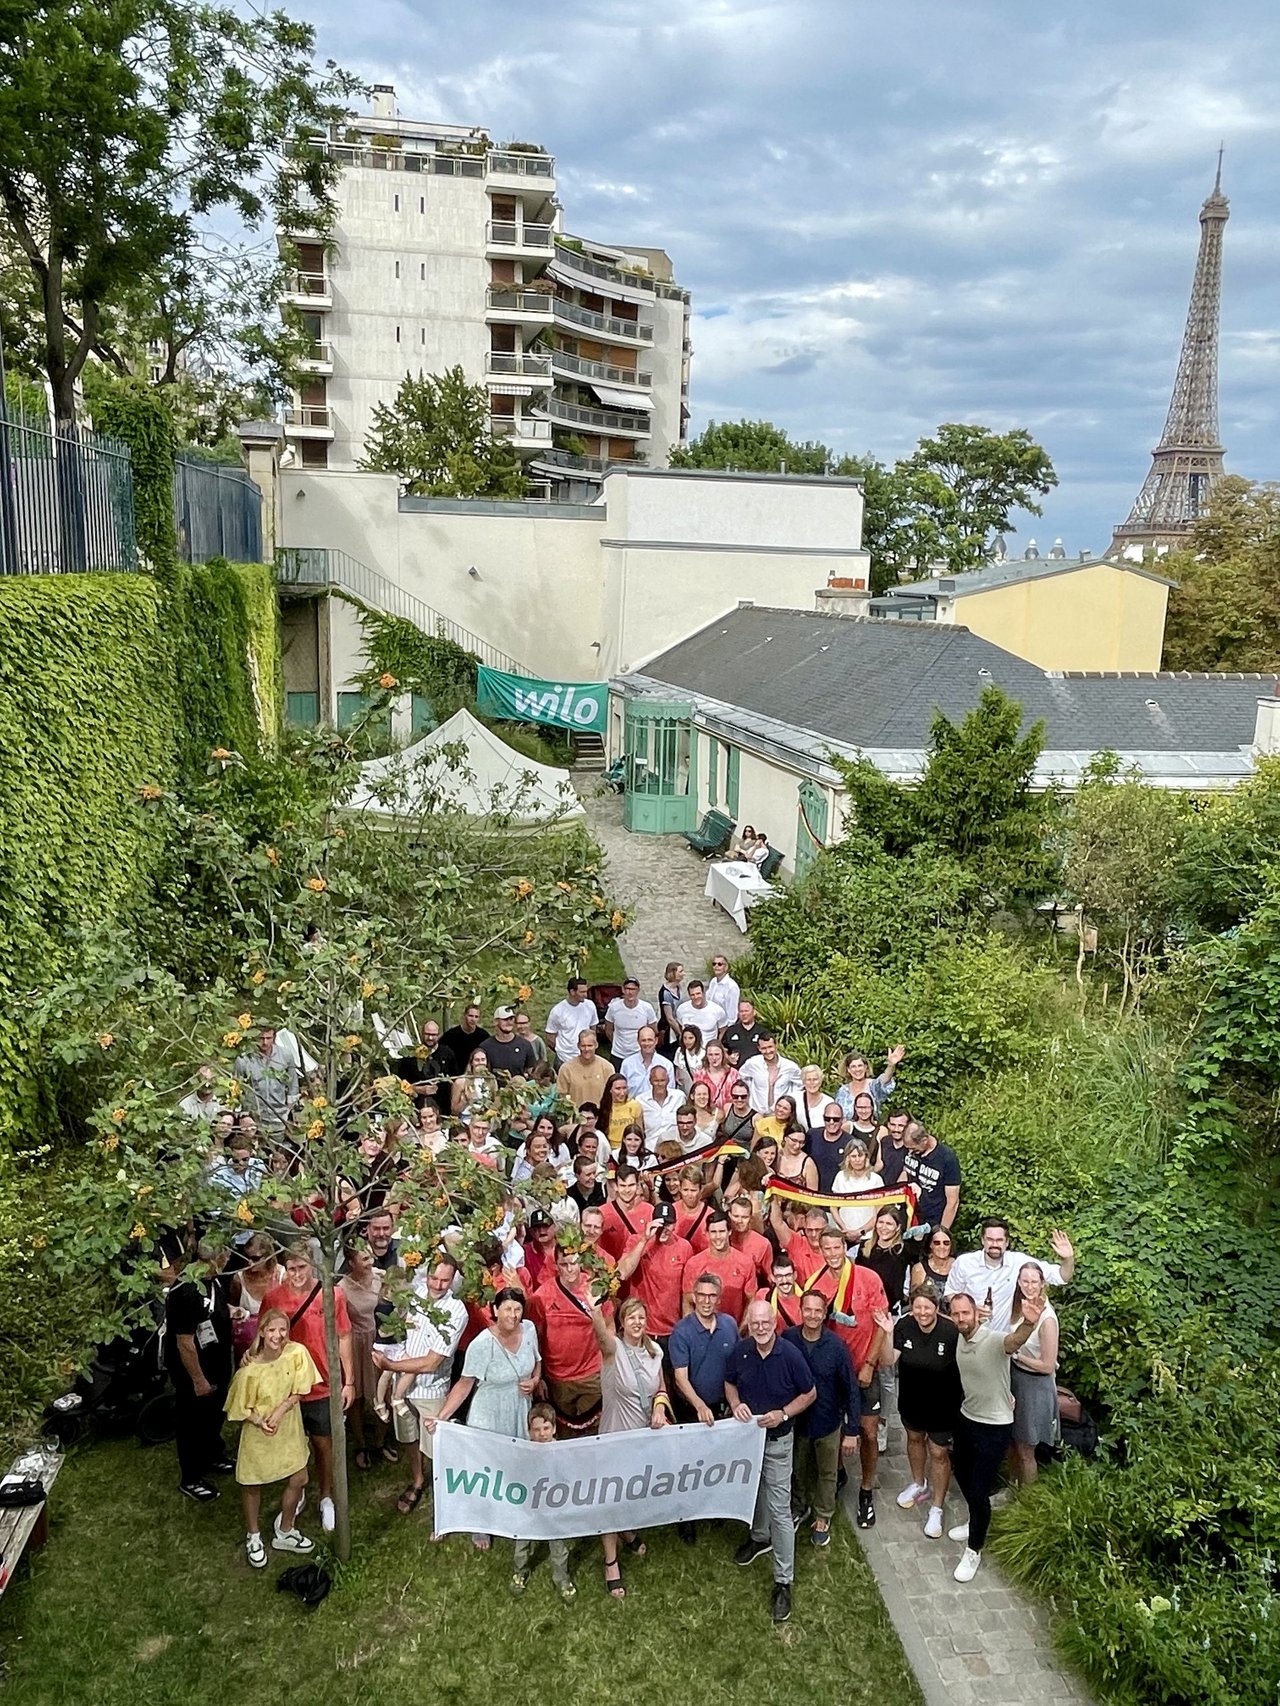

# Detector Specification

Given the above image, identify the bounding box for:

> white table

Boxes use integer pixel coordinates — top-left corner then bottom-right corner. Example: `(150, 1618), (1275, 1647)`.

(705, 859), (776, 933)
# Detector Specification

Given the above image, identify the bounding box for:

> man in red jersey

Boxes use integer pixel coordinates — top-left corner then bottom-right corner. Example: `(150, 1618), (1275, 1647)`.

(598, 1164), (653, 1259)
(802, 1224), (888, 1532)
(535, 1244), (607, 1437)
(728, 1194), (774, 1286)
(682, 1210), (757, 1323)
(615, 1203), (692, 1348)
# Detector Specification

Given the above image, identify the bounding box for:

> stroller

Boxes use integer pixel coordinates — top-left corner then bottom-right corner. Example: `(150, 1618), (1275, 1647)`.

(43, 1300), (174, 1449)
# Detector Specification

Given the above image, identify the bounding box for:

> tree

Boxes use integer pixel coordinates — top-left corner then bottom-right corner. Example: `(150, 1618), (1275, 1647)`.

(1161, 478), (1280, 672)
(361, 368), (526, 499)
(35, 704), (628, 1560)
(0, 0), (359, 431)
(834, 684), (1056, 905)
(900, 424), (1058, 572)
(671, 418), (831, 474)
(1061, 762), (1189, 1013)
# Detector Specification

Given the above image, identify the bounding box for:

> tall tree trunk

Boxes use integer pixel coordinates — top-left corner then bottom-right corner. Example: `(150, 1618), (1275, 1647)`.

(322, 1254), (352, 1563)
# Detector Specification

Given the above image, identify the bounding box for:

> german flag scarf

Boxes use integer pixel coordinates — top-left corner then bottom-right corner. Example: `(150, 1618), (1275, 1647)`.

(765, 1176), (918, 1225)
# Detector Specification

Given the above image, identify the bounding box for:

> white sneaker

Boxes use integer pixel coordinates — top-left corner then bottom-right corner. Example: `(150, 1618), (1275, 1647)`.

(373, 1400), (391, 1422)
(948, 1521), (970, 1543)
(924, 1506), (944, 1539)
(896, 1481), (927, 1509)
(954, 1546), (982, 1582)
(245, 1531), (267, 1569)
(320, 1496), (336, 1533)
(271, 1527), (315, 1553)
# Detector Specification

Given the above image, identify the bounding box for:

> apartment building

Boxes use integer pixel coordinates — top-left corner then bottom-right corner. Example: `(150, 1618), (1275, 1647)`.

(280, 86), (691, 495)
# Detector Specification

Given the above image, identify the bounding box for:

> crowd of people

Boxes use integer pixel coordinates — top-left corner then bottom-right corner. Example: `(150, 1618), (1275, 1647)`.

(162, 961), (1076, 1622)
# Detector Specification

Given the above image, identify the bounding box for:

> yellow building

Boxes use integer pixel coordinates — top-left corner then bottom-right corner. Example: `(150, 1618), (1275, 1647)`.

(867, 545), (1175, 672)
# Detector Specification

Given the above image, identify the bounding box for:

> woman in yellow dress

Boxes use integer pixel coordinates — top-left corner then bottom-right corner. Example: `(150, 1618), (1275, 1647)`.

(224, 1308), (321, 1570)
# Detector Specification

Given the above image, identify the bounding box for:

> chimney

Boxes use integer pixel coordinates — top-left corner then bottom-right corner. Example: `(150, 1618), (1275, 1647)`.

(815, 572), (869, 619)
(1253, 693), (1280, 756)
(371, 84), (397, 119)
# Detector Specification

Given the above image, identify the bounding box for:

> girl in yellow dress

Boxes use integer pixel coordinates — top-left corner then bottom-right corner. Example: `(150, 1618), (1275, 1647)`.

(224, 1308), (321, 1570)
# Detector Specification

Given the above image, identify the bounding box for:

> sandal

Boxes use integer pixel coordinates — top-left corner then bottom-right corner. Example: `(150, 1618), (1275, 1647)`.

(396, 1483), (426, 1514)
(604, 1559), (626, 1599)
(354, 1450), (372, 1471)
(378, 1445), (400, 1465)
(622, 1535), (646, 1557)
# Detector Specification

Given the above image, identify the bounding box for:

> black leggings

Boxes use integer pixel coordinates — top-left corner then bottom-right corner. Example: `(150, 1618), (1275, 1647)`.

(951, 1416), (1012, 1551)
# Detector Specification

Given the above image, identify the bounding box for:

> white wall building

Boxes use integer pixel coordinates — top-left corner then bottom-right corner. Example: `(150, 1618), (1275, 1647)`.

(271, 464), (869, 737)
(281, 86), (690, 498)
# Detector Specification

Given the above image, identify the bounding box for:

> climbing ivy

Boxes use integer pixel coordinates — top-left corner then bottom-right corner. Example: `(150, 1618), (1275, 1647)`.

(350, 599), (479, 722)
(84, 373), (178, 580)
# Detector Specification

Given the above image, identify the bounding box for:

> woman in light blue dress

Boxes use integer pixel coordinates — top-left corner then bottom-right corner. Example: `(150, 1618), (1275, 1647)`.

(425, 1289), (541, 1549)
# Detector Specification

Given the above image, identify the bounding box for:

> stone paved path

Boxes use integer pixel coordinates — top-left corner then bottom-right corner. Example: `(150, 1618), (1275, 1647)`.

(578, 777), (746, 994)
(581, 771), (1092, 1705)
(841, 1433), (1094, 1706)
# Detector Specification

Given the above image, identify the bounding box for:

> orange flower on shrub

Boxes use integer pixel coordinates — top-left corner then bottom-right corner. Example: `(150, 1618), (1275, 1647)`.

(98, 1033), (114, 1050)
(306, 876), (327, 893)
(130, 1223), (147, 1241)
(136, 1184), (153, 1198)
(310, 1096), (328, 1110)
(235, 1200), (254, 1225)
(402, 1249), (423, 1268)
(306, 1119), (325, 1140)
(556, 881), (573, 894)
(342, 1034), (362, 1051)
(210, 747), (232, 761)
(237, 1013), (253, 1029)
(591, 893), (605, 908)
(224, 1078), (242, 1103)
(611, 911), (625, 932)
(101, 1135), (119, 1152)
(137, 783), (164, 803)
(222, 1030), (243, 1048)
(522, 930), (536, 946)
(514, 879), (533, 898)
(111, 1107), (127, 1124)
(265, 848), (281, 867)
(518, 984), (533, 1002)
(379, 672), (399, 690)
(251, 969), (267, 986)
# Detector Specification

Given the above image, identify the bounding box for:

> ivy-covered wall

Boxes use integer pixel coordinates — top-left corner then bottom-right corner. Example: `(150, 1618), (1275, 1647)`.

(0, 561), (282, 1147)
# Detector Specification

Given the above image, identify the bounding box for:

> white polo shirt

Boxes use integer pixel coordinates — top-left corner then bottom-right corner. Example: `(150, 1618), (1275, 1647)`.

(604, 996), (658, 1059)
(545, 998), (594, 1064)
(675, 998), (726, 1045)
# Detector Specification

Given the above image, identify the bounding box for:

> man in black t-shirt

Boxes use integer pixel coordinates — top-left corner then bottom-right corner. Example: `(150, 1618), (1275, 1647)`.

(722, 1000), (763, 1067)
(399, 1017), (453, 1117)
(161, 1240), (234, 1502)
(567, 1154), (608, 1215)
(901, 1121), (962, 1230)
(877, 1110), (912, 1186)
(439, 1003), (489, 1074)
(480, 1006), (538, 1078)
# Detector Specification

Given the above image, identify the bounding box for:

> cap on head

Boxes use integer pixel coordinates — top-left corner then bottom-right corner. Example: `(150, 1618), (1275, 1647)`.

(493, 1005), (516, 1020)
(653, 1202), (676, 1226)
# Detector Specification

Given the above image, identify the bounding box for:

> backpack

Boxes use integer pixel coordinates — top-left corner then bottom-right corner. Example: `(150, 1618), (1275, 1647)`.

(276, 1562), (332, 1608)
(1056, 1385), (1099, 1457)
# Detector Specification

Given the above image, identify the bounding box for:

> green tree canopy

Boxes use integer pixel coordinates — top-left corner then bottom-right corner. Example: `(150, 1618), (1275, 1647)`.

(833, 684), (1056, 904)
(671, 418), (831, 474)
(0, 0), (358, 427)
(1160, 478), (1280, 672)
(360, 367), (526, 499)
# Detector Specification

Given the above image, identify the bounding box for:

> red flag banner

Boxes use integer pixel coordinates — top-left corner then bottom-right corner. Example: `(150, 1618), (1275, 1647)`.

(765, 1176), (919, 1226)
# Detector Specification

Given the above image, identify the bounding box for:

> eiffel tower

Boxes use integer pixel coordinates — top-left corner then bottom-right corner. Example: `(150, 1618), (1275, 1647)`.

(1111, 156), (1229, 555)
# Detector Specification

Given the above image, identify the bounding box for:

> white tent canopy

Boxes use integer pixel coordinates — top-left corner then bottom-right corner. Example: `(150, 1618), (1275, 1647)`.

(345, 707), (584, 825)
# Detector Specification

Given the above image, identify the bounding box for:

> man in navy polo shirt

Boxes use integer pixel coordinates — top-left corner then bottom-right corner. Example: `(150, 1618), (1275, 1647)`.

(669, 1270), (740, 1547)
(784, 1289), (860, 1548)
(725, 1300), (817, 1624)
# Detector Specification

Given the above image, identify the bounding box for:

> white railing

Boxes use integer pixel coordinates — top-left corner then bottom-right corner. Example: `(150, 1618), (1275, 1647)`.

(552, 299), (653, 342)
(485, 352), (552, 379)
(551, 349), (651, 388)
(285, 406), (331, 428)
(488, 150), (555, 178)
(486, 288), (555, 316)
(486, 220), (555, 250)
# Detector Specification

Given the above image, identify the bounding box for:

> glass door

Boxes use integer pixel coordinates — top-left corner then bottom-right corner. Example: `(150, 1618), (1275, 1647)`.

(622, 699), (697, 834)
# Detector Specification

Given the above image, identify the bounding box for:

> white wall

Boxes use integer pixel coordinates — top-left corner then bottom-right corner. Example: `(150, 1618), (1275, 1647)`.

(281, 466), (870, 689)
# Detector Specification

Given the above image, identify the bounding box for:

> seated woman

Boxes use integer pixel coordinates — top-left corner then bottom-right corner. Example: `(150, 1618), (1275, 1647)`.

(731, 824), (761, 861)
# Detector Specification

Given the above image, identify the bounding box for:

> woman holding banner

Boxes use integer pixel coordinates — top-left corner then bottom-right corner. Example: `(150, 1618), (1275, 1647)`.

(588, 1293), (674, 1599)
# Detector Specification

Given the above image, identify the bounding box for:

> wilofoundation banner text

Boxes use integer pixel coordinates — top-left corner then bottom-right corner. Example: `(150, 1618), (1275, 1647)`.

(432, 1419), (765, 1540)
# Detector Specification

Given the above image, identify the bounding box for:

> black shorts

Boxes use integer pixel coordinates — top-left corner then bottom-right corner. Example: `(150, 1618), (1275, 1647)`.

(300, 1397), (332, 1438)
(898, 1406), (955, 1448)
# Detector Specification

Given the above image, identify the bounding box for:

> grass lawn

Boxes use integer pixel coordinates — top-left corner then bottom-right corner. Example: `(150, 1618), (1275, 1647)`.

(1, 1438), (922, 1706)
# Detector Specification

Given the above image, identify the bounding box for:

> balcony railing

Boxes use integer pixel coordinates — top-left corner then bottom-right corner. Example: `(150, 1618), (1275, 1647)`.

(553, 243), (655, 293)
(534, 447), (648, 474)
(552, 299), (653, 343)
(485, 352), (552, 379)
(307, 140), (486, 177)
(285, 406), (332, 429)
(488, 149), (555, 178)
(490, 416), (553, 443)
(540, 396), (650, 436)
(551, 349), (651, 389)
(486, 220), (555, 250)
(299, 341), (333, 366)
(486, 287), (555, 316)
(284, 270), (330, 298)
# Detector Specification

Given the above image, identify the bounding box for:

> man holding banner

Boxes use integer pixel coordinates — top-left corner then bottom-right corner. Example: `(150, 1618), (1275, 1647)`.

(725, 1301), (817, 1624)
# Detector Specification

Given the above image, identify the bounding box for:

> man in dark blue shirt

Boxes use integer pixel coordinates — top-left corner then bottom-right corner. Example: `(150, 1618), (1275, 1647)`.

(724, 1299), (817, 1625)
(784, 1290), (861, 1547)
(669, 1269), (740, 1546)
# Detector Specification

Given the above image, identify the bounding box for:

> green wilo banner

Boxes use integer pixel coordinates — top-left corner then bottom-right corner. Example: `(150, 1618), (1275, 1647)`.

(476, 666), (607, 734)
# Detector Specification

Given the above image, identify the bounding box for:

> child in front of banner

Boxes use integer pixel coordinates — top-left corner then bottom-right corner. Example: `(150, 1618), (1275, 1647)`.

(510, 1404), (576, 1602)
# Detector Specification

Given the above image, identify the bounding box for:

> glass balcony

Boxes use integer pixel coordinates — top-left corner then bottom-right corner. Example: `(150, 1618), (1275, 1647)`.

(284, 406), (333, 435)
(282, 270), (331, 308)
(297, 341), (333, 372)
(485, 288), (555, 320)
(539, 396), (650, 438)
(552, 299), (653, 343)
(488, 150), (555, 179)
(490, 416), (553, 446)
(486, 220), (555, 252)
(485, 352), (552, 380)
(550, 349), (651, 389)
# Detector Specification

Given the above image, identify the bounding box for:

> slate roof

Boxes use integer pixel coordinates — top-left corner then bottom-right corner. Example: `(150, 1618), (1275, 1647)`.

(635, 607), (1270, 757)
(880, 555), (1177, 601)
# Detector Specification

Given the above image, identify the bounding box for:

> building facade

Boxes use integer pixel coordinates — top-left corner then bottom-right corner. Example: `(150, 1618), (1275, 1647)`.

(280, 86), (690, 496)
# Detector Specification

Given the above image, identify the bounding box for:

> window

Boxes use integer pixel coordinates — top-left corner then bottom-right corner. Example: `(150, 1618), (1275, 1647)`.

(420, 328), (426, 345)
(419, 196), (425, 214)
(393, 192), (400, 212)
(395, 259), (400, 279)
(420, 262), (426, 280)
(337, 691), (392, 749)
(395, 325), (400, 343)
(726, 746), (741, 817)
(286, 691), (320, 727)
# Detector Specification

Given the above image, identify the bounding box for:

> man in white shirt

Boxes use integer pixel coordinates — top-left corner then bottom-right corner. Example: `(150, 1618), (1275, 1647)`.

(545, 978), (594, 1065)
(707, 956), (741, 1036)
(636, 1064), (681, 1146)
(179, 1064), (223, 1123)
(675, 981), (726, 1046)
(738, 1032), (804, 1113)
(379, 1256), (468, 1513)
(603, 979), (658, 1060)
(621, 1025), (670, 1097)
(944, 1220), (1075, 1333)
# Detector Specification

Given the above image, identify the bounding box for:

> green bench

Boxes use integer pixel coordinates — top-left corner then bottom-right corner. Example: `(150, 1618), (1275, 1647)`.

(685, 810), (735, 857)
(759, 847), (783, 881)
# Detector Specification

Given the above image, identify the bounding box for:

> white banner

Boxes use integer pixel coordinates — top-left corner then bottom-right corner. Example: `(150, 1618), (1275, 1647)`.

(431, 1418), (765, 1540)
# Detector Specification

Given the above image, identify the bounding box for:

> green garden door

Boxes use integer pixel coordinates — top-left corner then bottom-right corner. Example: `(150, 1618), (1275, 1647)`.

(623, 700), (697, 835)
(795, 779), (829, 879)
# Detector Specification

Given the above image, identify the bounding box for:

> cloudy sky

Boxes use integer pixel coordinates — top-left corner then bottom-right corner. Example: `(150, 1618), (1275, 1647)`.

(305, 0), (1279, 551)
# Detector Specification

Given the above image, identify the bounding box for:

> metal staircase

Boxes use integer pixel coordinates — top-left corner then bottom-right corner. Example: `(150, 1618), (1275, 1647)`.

(275, 546), (534, 676)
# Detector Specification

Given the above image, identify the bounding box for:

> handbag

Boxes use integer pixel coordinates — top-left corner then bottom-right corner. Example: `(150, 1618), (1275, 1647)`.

(276, 1562), (332, 1607)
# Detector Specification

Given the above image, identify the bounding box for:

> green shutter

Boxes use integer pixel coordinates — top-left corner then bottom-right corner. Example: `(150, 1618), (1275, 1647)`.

(707, 735), (719, 806)
(411, 693), (436, 736)
(285, 691), (319, 727)
(726, 746), (741, 816)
